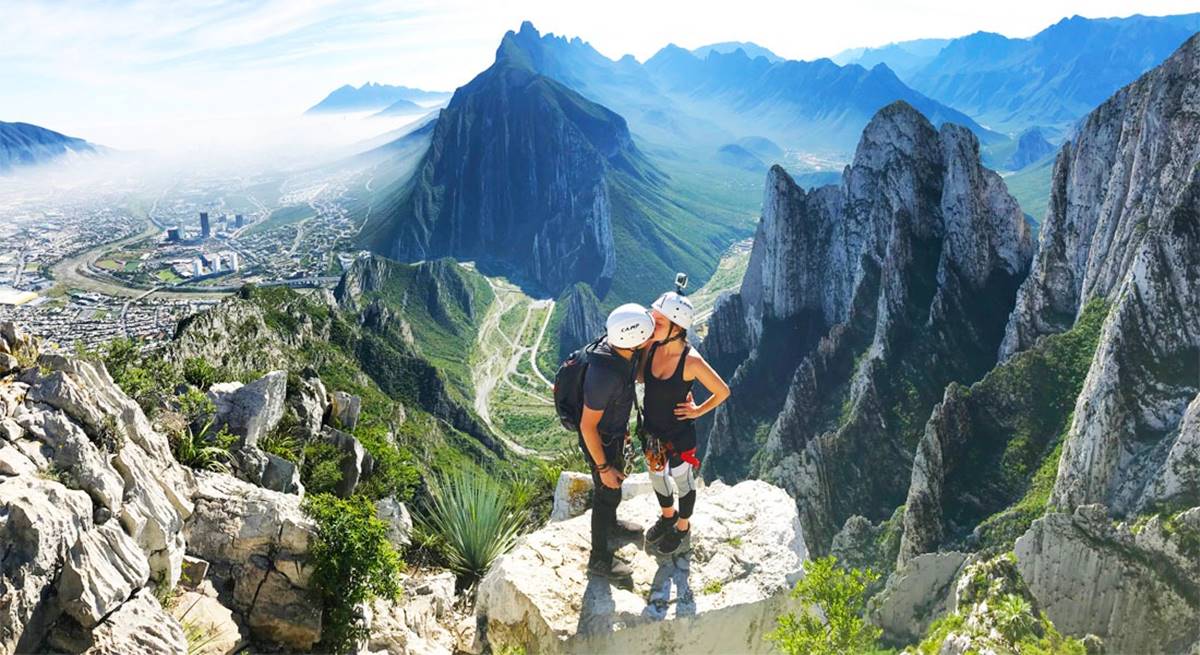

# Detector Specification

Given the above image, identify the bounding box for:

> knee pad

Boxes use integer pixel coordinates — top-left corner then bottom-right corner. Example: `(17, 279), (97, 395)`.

(651, 466), (672, 498)
(670, 460), (696, 496)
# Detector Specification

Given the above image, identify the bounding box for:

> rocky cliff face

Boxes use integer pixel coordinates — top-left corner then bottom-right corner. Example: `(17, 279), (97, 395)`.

(703, 101), (1033, 551)
(554, 282), (604, 360)
(870, 34), (1200, 653)
(0, 324), (194, 654)
(358, 28), (630, 296)
(998, 33), (1200, 516)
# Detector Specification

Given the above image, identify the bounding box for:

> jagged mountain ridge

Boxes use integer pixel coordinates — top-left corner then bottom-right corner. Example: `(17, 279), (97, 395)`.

(702, 100), (1033, 552)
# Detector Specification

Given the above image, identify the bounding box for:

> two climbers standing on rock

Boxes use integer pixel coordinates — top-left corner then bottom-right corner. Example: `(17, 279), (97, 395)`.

(639, 282), (731, 555)
(554, 273), (732, 585)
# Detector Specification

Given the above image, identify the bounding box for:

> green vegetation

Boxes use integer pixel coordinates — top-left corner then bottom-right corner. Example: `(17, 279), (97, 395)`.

(169, 420), (236, 474)
(914, 555), (1086, 655)
(702, 580), (724, 595)
(767, 556), (882, 655)
(959, 298), (1110, 552)
(303, 493), (404, 654)
(414, 467), (526, 583)
(1002, 155), (1055, 226)
(182, 357), (220, 390)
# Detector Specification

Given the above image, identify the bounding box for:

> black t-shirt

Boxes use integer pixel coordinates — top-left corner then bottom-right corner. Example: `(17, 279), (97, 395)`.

(582, 340), (637, 438)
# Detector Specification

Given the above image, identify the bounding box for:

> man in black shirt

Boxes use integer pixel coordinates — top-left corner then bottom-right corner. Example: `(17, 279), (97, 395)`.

(578, 303), (655, 582)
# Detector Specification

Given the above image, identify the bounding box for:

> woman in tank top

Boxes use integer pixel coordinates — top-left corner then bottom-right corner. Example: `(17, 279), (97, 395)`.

(638, 290), (731, 554)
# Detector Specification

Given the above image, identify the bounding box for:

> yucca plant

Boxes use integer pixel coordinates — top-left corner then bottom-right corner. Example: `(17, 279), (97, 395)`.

(416, 468), (526, 583)
(170, 419), (234, 474)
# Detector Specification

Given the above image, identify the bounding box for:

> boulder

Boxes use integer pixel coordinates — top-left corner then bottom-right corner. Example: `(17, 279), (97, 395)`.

(549, 471), (656, 522)
(57, 522), (151, 628)
(207, 371), (287, 448)
(180, 556), (209, 588)
(48, 589), (187, 655)
(1015, 504), (1200, 653)
(322, 427), (374, 498)
(288, 375), (328, 438)
(0, 477), (94, 655)
(185, 472), (320, 650)
(375, 497), (413, 549)
(14, 407), (125, 515)
(0, 353), (17, 377)
(364, 571), (458, 655)
(329, 390), (362, 432)
(869, 551), (968, 644)
(476, 479), (806, 654)
(171, 581), (247, 655)
(233, 446), (302, 495)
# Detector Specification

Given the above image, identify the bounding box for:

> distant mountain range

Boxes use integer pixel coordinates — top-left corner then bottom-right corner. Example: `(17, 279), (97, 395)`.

(0, 121), (97, 173)
(491, 21), (996, 161)
(692, 41), (782, 62)
(837, 13), (1200, 132)
(305, 83), (451, 114)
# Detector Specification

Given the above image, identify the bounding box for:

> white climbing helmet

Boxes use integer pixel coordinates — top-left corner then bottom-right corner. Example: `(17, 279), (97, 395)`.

(651, 291), (695, 331)
(606, 303), (655, 349)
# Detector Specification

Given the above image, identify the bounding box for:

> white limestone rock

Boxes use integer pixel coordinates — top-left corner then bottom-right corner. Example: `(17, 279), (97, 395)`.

(57, 522), (151, 628)
(476, 479), (806, 654)
(207, 370), (287, 448)
(550, 471), (657, 522)
(869, 551), (968, 643)
(1014, 504), (1200, 653)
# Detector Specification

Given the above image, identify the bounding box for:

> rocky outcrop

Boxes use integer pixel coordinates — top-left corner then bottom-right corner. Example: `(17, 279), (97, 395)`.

(0, 323), (194, 654)
(556, 282), (604, 360)
(184, 472), (321, 651)
(329, 390), (362, 432)
(704, 101), (1034, 552)
(906, 554), (1088, 655)
(363, 570), (463, 655)
(207, 371), (287, 448)
(549, 471), (657, 522)
(1004, 127), (1054, 171)
(476, 479), (806, 654)
(870, 551), (968, 644)
(375, 496), (414, 549)
(1014, 504), (1200, 654)
(992, 34), (1200, 517)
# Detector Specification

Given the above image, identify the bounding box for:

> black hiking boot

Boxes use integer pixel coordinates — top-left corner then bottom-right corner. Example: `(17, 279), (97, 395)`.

(656, 524), (690, 555)
(587, 555), (634, 584)
(645, 514), (677, 545)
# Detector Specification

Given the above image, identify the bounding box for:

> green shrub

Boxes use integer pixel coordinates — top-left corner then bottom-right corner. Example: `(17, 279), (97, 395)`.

(170, 420), (235, 474)
(767, 556), (882, 655)
(182, 357), (220, 390)
(303, 493), (403, 654)
(355, 424), (420, 502)
(301, 441), (344, 495)
(415, 467), (526, 583)
(176, 387), (215, 424)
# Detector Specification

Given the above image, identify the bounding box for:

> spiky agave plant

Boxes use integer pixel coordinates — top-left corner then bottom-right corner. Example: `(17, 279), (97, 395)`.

(170, 419), (234, 474)
(416, 468), (526, 582)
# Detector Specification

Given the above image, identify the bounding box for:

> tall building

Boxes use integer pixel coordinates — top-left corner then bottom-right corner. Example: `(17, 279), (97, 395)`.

(234, 214), (245, 228)
(199, 211), (211, 239)
(229, 252), (241, 272)
(166, 227), (181, 242)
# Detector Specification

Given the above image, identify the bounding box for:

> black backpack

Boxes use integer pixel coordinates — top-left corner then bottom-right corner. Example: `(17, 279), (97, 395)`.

(553, 335), (604, 432)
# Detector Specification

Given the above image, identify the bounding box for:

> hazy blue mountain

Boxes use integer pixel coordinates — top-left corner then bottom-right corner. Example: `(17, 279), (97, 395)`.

(492, 22), (999, 160)
(692, 41), (782, 62)
(0, 121), (97, 173)
(736, 135), (784, 160)
(716, 143), (767, 171)
(905, 13), (1200, 131)
(306, 83), (451, 114)
(832, 38), (951, 78)
(357, 23), (752, 301)
(643, 45), (1002, 149)
(370, 98), (424, 116)
(1005, 127), (1056, 170)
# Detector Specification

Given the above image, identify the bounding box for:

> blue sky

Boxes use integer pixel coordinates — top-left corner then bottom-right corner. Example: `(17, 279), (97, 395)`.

(3, 0), (1196, 149)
